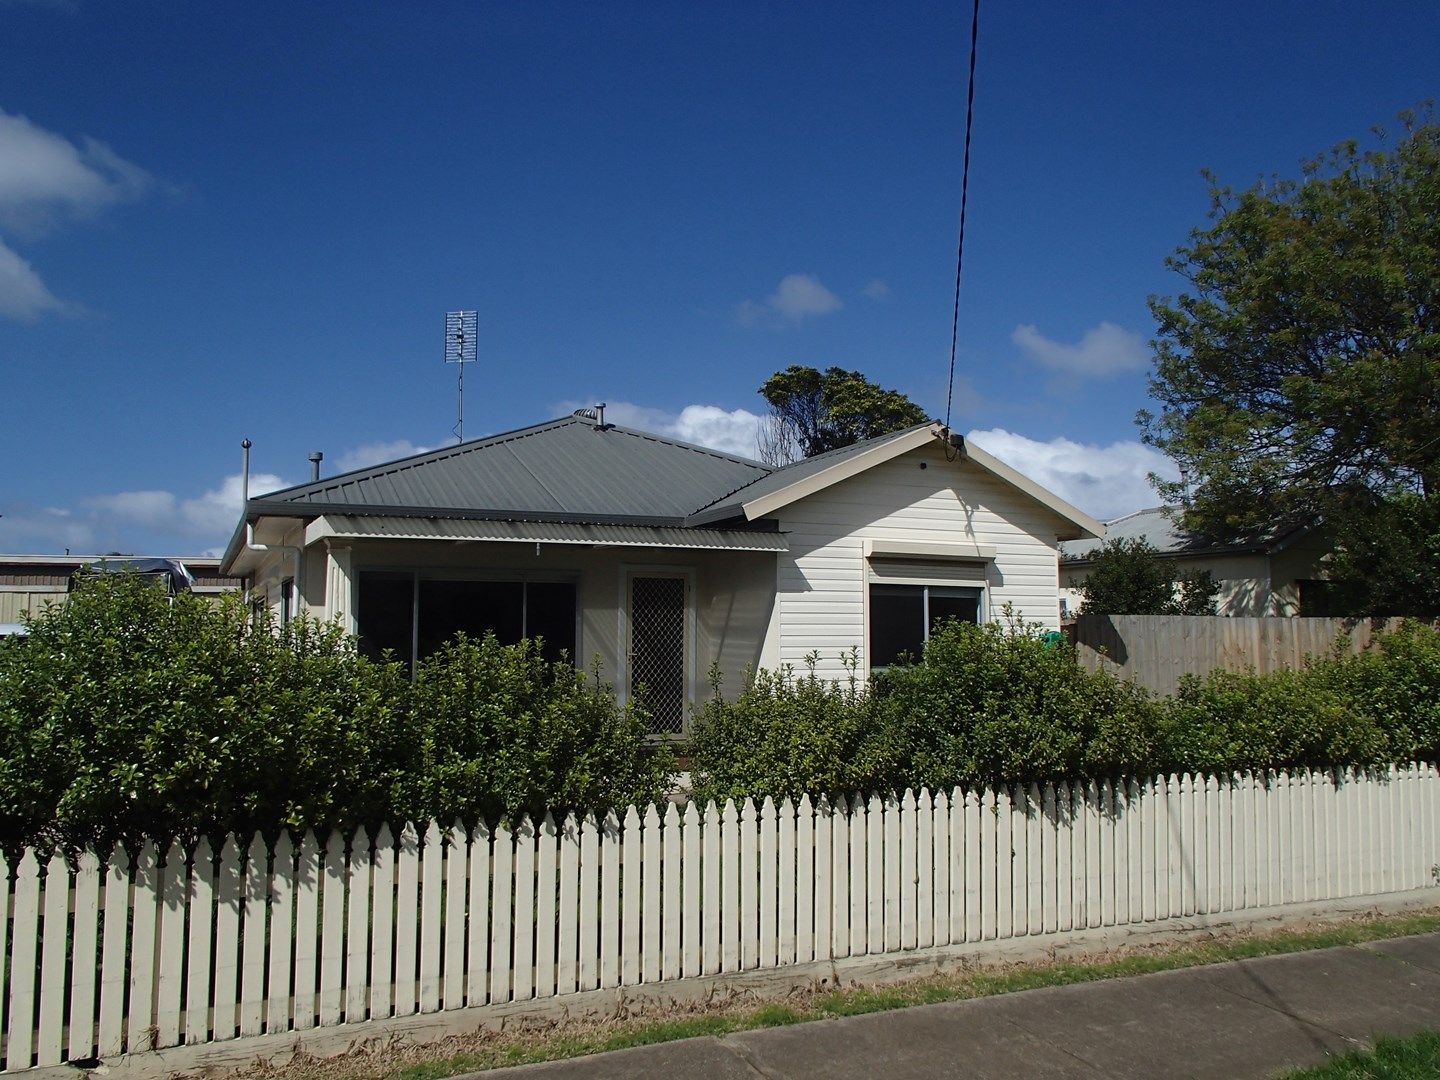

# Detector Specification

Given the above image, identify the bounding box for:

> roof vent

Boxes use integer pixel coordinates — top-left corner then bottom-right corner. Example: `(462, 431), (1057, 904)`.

(573, 403), (608, 428)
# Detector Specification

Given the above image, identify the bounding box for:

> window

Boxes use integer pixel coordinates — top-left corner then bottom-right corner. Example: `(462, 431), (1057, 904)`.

(869, 583), (982, 668)
(357, 572), (576, 668)
(279, 577), (294, 626)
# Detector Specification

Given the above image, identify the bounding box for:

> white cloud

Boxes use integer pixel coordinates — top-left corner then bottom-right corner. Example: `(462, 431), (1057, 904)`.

(965, 427), (1177, 521)
(0, 237), (62, 320)
(737, 273), (842, 327)
(332, 440), (434, 473)
(1012, 321), (1149, 378)
(180, 472), (287, 537)
(0, 109), (151, 235)
(560, 400), (766, 460)
(84, 489), (177, 523)
(863, 279), (891, 300)
(0, 109), (153, 322)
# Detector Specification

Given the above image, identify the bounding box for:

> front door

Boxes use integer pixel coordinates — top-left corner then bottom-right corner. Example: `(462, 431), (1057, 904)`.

(628, 574), (688, 735)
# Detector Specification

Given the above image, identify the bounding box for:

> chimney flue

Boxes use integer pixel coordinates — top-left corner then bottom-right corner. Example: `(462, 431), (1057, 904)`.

(596, 402), (606, 427)
(308, 451), (323, 482)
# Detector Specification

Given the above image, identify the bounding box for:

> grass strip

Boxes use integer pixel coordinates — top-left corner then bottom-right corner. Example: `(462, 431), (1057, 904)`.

(1278, 1030), (1440, 1078)
(213, 907), (1440, 1080)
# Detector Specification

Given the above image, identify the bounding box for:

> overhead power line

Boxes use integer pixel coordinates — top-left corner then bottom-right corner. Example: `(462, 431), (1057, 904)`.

(944, 0), (982, 439)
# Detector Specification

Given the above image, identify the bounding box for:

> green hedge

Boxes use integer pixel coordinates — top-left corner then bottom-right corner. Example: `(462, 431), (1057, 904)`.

(689, 618), (1440, 803)
(0, 574), (670, 852)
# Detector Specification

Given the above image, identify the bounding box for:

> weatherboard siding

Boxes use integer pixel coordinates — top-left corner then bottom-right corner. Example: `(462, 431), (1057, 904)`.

(772, 440), (1066, 679)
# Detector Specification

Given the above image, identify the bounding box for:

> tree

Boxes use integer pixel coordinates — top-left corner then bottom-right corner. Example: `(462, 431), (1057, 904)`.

(1072, 537), (1219, 616)
(757, 366), (930, 465)
(1138, 110), (1440, 547)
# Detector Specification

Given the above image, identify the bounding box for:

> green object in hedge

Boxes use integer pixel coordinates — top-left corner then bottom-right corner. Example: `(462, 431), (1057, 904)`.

(1041, 630), (1064, 649)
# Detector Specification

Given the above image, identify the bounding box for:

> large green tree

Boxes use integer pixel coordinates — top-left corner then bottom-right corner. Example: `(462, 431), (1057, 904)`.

(758, 365), (930, 465)
(1071, 537), (1219, 617)
(1139, 111), (1440, 544)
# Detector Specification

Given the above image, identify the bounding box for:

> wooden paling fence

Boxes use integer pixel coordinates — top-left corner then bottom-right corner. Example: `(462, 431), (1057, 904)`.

(1068, 615), (1409, 696)
(3, 764), (1439, 1072)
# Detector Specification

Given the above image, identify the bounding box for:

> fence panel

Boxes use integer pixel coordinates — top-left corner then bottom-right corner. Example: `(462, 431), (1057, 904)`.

(3, 764), (1438, 1073)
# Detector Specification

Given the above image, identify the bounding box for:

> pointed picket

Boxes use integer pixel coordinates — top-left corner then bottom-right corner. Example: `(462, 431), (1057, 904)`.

(0, 851), (10, 1059)
(208, 838), (242, 1044)
(468, 820), (493, 1003)
(320, 830), (349, 1024)
(829, 794), (850, 959)
(292, 831), (322, 1030)
(779, 796), (799, 965)
(554, 816), (579, 996)
(681, 802), (703, 978)
(393, 822), (422, 1013)
(916, 789), (934, 949)
(758, 797), (779, 970)
(578, 814), (600, 989)
(183, 840), (217, 1045)
(37, 851), (73, 1064)
(720, 800), (741, 972)
(369, 825), (396, 1019)
(866, 794), (884, 954)
(660, 804), (683, 982)
(620, 806), (643, 985)
(599, 811), (622, 987)
(932, 790), (952, 947)
(995, 787), (1013, 940)
(512, 816), (537, 1000)
(267, 832), (297, 1034)
(69, 848), (103, 1059)
(445, 821), (471, 1009)
(795, 794), (816, 965)
(238, 835), (268, 1038)
(129, 840), (161, 1050)
(490, 818), (515, 1002)
(701, 801), (721, 975)
(347, 827), (374, 1021)
(964, 790), (981, 942)
(898, 789), (917, 951)
(154, 839), (188, 1049)
(536, 815), (559, 998)
(418, 821), (444, 1012)
(642, 804), (663, 983)
(7, 849), (41, 1071)
(739, 799), (758, 970)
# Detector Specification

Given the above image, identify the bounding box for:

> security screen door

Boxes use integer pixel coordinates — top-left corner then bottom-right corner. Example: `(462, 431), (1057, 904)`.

(629, 574), (687, 735)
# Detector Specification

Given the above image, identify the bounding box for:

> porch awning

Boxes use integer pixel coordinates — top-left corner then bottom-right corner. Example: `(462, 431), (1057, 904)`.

(306, 514), (789, 552)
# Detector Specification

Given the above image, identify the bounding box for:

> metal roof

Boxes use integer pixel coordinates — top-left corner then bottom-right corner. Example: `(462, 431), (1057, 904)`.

(255, 416), (771, 524)
(1059, 506), (1308, 562)
(310, 515), (789, 552)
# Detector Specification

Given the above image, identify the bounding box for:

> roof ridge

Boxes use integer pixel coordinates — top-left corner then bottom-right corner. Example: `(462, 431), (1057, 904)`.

(595, 421), (773, 471)
(1104, 504), (1173, 526)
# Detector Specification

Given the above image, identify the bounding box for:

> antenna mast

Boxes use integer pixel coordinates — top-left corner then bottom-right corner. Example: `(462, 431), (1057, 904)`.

(444, 310), (478, 442)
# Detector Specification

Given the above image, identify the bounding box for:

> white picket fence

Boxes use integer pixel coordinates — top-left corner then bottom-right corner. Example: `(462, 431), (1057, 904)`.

(3, 764), (1439, 1072)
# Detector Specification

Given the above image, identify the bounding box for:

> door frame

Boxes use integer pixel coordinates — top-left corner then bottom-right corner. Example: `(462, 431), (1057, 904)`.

(617, 565), (697, 738)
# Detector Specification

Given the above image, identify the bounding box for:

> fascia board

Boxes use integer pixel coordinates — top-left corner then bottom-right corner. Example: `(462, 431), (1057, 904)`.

(959, 440), (1105, 541)
(739, 426), (938, 520)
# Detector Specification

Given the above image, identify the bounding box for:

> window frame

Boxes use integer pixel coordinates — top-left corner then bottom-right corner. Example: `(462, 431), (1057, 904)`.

(617, 565), (697, 742)
(354, 566), (581, 670)
(867, 580), (985, 671)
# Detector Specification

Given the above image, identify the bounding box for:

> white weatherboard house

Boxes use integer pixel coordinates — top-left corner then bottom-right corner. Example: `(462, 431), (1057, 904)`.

(222, 414), (1102, 734)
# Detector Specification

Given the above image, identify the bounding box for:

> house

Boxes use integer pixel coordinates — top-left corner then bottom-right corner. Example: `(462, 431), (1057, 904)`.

(221, 413), (1102, 733)
(0, 553), (239, 625)
(1058, 506), (1332, 618)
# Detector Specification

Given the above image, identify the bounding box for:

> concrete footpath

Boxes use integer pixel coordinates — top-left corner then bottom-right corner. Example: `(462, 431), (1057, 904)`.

(471, 933), (1440, 1079)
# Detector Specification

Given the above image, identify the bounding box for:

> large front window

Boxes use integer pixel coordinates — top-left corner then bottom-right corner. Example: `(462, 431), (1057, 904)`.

(356, 572), (577, 668)
(869, 583), (982, 668)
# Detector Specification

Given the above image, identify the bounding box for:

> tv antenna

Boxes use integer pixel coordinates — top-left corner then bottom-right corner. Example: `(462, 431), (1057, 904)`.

(444, 310), (478, 442)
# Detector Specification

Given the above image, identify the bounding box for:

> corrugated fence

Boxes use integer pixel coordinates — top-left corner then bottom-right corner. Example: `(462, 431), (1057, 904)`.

(3, 764), (1439, 1072)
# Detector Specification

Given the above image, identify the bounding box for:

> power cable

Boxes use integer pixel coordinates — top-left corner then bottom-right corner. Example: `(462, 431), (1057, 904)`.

(943, 0), (982, 455)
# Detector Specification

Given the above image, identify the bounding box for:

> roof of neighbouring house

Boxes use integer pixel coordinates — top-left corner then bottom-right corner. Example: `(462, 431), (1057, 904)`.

(1059, 506), (1314, 563)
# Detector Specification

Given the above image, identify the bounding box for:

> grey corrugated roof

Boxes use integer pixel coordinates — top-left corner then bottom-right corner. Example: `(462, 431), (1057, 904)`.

(687, 424), (931, 525)
(1059, 506), (1308, 562)
(255, 416), (771, 525)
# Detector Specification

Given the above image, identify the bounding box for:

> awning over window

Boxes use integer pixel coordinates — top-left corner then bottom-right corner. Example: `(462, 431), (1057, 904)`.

(307, 514), (789, 552)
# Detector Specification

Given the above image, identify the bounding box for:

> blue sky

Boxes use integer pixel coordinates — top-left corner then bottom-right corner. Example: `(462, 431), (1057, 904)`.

(2, 1), (1435, 555)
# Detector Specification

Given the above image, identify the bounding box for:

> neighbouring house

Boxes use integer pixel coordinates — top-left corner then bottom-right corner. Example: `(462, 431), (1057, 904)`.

(0, 554), (240, 625)
(1058, 506), (1332, 619)
(221, 413), (1102, 734)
